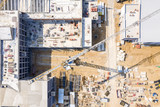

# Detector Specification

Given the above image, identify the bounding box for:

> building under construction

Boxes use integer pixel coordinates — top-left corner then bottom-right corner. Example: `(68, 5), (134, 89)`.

(0, 0), (105, 107)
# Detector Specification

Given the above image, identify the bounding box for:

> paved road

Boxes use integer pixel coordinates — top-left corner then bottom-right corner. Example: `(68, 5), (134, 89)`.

(106, 0), (120, 107)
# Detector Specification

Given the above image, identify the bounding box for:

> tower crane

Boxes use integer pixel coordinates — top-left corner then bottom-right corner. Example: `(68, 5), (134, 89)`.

(28, 8), (160, 84)
(74, 58), (118, 73)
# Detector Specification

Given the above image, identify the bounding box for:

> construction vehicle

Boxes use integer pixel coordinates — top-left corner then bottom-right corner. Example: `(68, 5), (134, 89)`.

(0, 0), (7, 10)
(28, 7), (160, 84)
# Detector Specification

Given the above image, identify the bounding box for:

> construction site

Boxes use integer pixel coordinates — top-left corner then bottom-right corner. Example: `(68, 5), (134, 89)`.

(0, 0), (160, 107)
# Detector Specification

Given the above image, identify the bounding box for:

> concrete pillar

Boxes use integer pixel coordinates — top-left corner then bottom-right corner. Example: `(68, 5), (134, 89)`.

(4, 0), (6, 10)
(22, 0), (24, 12)
(42, 0), (45, 12)
(14, 0), (16, 10)
(19, 0), (21, 11)
(28, 0), (31, 12)
(17, 0), (19, 10)
(11, 0), (12, 10)
(7, 0), (9, 10)
(40, 0), (41, 12)
(33, 0), (35, 12)
(16, 0), (18, 10)
(36, 0), (38, 12)
(25, 0), (28, 12)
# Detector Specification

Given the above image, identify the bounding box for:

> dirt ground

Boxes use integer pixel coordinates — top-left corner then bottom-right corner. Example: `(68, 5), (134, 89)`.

(31, 49), (108, 78)
(118, 42), (160, 107)
(114, 0), (160, 106)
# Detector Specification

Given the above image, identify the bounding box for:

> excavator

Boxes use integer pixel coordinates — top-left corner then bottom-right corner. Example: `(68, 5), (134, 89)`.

(28, 7), (160, 84)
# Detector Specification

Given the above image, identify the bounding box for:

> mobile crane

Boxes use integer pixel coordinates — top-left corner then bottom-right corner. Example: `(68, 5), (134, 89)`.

(28, 7), (160, 84)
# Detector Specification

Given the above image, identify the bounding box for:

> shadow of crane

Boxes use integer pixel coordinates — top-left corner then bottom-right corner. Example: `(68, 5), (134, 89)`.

(128, 51), (160, 69)
(74, 58), (118, 73)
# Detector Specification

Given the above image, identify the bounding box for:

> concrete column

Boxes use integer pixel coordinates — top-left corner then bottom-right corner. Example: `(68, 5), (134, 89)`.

(17, 0), (19, 10)
(36, 0), (38, 12)
(7, 0), (9, 10)
(14, 0), (16, 10)
(11, 0), (13, 10)
(19, 0), (21, 11)
(28, 0), (31, 12)
(39, 0), (41, 12)
(46, 0), (49, 12)
(33, 0), (36, 12)
(42, 0), (45, 12)
(25, 0), (28, 12)
(22, 0), (24, 12)
(4, 1), (6, 10)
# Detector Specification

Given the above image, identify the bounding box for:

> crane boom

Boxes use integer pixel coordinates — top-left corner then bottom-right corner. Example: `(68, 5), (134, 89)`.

(28, 8), (160, 84)
(28, 65), (61, 84)
(67, 8), (160, 63)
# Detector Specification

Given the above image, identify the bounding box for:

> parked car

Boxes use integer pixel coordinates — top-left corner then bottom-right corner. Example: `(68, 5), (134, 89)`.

(120, 100), (130, 107)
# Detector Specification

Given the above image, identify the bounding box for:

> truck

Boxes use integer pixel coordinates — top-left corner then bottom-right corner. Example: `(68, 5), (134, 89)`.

(120, 100), (130, 107)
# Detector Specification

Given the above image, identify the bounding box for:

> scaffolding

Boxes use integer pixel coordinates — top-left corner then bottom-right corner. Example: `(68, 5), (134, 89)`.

(19, 17), (30, 79)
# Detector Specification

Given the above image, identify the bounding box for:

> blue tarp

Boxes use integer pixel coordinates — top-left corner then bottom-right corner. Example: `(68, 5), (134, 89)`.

(58, 89), (64, 104)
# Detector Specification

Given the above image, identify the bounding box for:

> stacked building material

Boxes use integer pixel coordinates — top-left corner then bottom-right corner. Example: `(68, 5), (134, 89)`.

(117, 50), (126, 61)
(140, 72), (148, 81)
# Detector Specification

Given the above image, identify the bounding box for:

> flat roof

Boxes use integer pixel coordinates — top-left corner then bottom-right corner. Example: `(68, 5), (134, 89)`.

(120, 4), (140, 40)
(0, 80), (48, 107)
(0, 11), (20, 91)
(0, 27), (12, 40)
(140, 0), (160, 43)
(24, 0), (82, 20)
(27, 20), (83, 48)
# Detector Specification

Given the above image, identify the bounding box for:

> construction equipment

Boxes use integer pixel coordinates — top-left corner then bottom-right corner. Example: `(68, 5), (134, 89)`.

(0, 0), (7, 10)
(28, 8), (160, 84)
(74, 58), (118, 73)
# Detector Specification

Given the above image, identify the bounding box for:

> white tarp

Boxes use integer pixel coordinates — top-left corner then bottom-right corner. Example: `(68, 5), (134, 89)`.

(0, 27), (12, 40)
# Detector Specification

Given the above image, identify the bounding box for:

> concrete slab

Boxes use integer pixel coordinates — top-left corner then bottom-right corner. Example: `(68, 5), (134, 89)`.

(0, 80), (48, 107)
